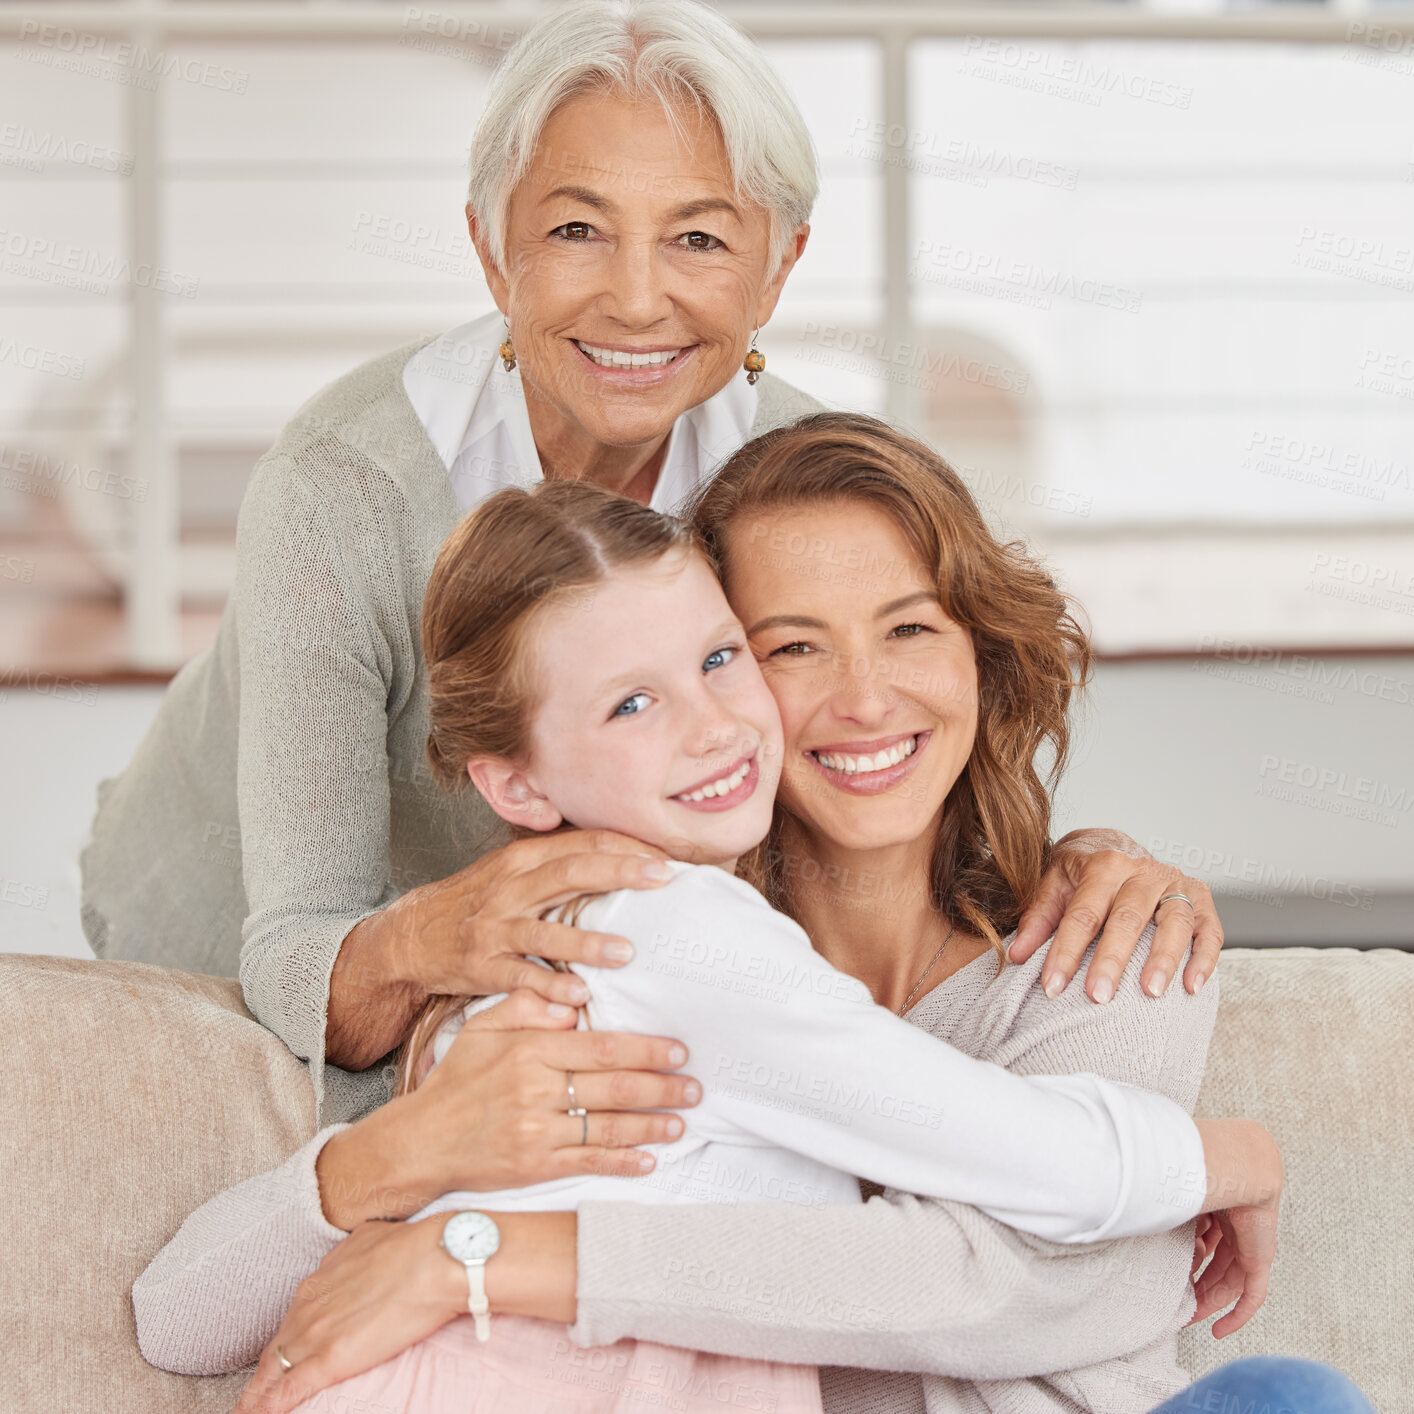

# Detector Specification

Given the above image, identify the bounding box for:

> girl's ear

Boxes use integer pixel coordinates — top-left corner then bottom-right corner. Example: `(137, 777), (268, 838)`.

(466, 756), (563, 832)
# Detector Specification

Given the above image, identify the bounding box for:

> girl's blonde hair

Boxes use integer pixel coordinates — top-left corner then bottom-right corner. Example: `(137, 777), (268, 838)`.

(396, 479), (698, 1095)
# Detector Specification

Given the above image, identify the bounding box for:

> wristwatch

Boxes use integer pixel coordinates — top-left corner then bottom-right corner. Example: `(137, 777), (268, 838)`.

(440, 1211), (502, 1342)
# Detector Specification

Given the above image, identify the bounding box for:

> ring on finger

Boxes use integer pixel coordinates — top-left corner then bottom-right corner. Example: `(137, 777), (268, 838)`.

(275, 1346), (294, 1372)
(1156, 890), (1195, 913)
(566, 1069), (588, 1146)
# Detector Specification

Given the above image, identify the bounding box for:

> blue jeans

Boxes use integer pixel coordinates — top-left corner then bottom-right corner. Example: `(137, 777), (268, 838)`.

(1148, 1357), (1375, 1413)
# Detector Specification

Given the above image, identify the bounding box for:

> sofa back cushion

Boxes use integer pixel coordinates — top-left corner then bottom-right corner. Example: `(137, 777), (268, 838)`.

(1178, 945), (1414, 1408)
(2, 946), (1409, 1412)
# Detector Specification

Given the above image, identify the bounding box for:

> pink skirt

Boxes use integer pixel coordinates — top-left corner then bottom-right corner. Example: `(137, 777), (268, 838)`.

(288, 1311), (823, 1414)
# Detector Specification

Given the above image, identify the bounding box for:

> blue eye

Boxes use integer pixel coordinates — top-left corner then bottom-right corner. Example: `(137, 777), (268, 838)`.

(703, 646), (737, 672)
(612, 692), (651, 718)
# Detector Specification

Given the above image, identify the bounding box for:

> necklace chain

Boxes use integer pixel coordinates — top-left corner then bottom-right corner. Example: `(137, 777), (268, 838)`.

(896, 922), (956, 1017)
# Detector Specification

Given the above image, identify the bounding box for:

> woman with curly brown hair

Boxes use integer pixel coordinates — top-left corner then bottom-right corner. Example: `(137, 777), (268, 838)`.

(126, 412), (1342, 1414)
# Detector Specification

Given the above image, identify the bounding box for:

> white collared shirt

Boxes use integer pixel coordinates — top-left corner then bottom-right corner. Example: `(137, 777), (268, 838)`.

(402, 309), (759, 516)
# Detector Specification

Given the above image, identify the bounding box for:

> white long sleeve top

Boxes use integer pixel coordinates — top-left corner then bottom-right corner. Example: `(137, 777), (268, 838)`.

(413, 861), (1207, 1243)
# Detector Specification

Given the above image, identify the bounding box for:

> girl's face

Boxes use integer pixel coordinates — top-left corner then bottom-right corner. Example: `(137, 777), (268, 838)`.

(720, 500), (979, 856)
(472, 548), (783, 867)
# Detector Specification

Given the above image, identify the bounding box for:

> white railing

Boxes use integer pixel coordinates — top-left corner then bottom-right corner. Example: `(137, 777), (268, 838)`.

(0, 0), (1404, 667)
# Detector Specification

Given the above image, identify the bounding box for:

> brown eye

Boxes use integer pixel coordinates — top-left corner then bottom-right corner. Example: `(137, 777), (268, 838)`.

(679, 231), (722, 252)
(555, 222), (593, 241)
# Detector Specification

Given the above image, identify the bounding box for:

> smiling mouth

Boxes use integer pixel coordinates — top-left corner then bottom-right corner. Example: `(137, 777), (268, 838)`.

(809, 733), (921, 777)
(574, 339), (685, 369)
(672, 755), (752, 803)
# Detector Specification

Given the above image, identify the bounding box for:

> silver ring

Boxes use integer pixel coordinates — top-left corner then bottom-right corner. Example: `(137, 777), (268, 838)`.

(1157, 891), (1195, 912)
(566, 1070), (588, 1144)
(275, 1346), (294, 1372)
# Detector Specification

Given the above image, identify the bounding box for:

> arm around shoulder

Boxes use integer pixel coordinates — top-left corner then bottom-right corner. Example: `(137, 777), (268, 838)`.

(132, 1125), (351, 1375)
(231, 451), (404, 1118)
(566, 927), (1222, 1377)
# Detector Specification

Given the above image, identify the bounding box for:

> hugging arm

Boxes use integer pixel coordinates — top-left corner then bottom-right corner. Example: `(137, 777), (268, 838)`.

(231, 452), (412, 1121)
(585, 871), (1209, 1243)
(567, 923), (1237, 1378)
(1018, 829), (1225, 1003)
(131, 1124), (354, 1375)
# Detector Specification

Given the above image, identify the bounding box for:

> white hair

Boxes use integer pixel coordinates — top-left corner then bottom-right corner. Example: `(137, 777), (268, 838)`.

(467, 0), (818, 274)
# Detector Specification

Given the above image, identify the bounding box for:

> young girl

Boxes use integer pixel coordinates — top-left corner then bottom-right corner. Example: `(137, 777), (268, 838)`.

(252, 475), (1212, 1414)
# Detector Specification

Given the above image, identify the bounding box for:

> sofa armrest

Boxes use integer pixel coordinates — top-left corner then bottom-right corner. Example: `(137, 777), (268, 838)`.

(0, 953), (315, 1414)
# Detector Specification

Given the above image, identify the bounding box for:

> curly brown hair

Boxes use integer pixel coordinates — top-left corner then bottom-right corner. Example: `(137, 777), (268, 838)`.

(685, 411), (1092, 964)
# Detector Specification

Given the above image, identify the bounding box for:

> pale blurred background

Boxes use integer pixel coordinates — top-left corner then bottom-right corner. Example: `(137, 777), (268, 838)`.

(2, 1), (1412, 960)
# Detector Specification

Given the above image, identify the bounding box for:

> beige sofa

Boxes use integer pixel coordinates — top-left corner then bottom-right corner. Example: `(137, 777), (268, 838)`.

(3, 947), (1410, 1413)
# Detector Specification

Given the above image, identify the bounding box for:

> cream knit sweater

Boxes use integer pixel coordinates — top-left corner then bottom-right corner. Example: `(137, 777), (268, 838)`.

(77, 339), (821, 1126)
(134, 923), (1218, 1413)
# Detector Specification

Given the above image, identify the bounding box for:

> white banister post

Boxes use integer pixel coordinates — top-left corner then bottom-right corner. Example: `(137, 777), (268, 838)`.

(126, 6), (181, 668)
(880, 27), (917, 430)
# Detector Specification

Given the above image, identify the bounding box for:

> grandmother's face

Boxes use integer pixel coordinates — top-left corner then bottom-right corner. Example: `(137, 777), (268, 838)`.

(470, 90), (808, 453)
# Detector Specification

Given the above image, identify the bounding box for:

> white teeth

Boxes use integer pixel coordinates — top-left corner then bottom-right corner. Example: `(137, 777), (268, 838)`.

(676, 758), (750, 803)
(814, 735), (918, 776)
(576, 340), (681, 369)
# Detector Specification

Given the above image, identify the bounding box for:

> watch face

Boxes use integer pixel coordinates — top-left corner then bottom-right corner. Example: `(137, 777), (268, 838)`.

(442, 1211), (501, 1264)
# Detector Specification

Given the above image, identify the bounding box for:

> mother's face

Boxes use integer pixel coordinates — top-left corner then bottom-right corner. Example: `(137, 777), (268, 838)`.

(471, 90), (807, 451)
(721, 500), (980, 856)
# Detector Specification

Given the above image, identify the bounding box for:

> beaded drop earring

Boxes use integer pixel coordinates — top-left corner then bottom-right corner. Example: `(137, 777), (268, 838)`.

(743, 328), (765, 385)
